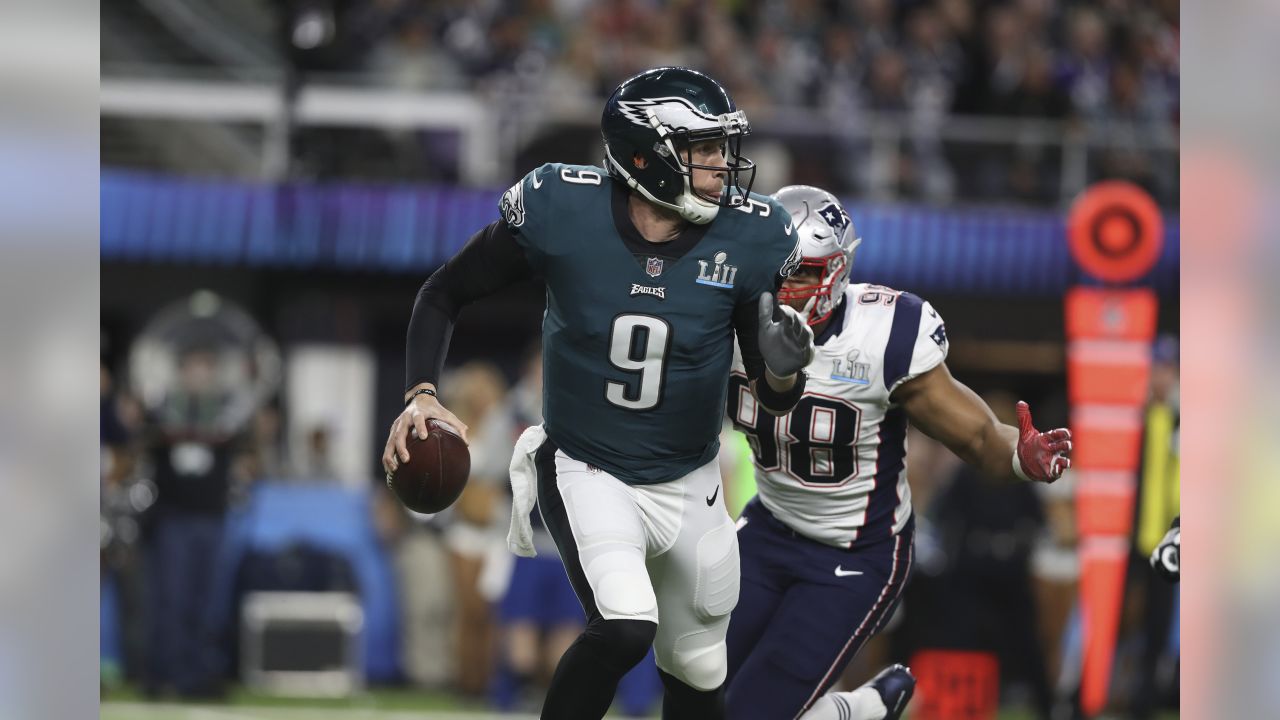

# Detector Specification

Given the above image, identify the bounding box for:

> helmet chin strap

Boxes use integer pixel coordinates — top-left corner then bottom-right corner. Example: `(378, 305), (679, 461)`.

(631, 176), (719, 224)
(678, 178), (720, 224)
(669, 136), (719, 224)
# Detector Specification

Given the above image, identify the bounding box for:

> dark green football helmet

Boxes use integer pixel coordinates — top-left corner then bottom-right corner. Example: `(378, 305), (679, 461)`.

(601, 67), (756, 224)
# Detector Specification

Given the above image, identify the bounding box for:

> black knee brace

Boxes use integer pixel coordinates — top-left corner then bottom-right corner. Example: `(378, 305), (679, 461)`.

(584, 618), (656, 670)
(541, 619), (657, 720)
(659, 667), (725, 720)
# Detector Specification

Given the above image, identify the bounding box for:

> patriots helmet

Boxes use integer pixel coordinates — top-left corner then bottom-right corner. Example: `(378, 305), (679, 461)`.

(772, 185), (861, 326)
(601, 67), (756, 225)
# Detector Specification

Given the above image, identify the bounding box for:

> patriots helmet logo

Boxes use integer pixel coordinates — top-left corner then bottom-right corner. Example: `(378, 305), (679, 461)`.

(930, 323), (948, 349)
(817, 202), (850, 234)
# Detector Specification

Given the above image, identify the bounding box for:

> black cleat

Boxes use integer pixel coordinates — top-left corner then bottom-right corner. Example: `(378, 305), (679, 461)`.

(869, 664), (915, 720)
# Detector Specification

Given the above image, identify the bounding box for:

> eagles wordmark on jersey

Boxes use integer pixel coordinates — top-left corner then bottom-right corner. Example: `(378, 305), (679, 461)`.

(730, 282), (949, 548)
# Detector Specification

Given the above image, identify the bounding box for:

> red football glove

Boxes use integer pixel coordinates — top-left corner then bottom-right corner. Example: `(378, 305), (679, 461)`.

(1014, 401), (1072, 483)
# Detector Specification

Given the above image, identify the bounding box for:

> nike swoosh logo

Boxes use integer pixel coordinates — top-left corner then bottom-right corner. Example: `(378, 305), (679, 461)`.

(834, 566), (863, 577)
(706, 485), (720, 507)
(783, 219), (793, 235)
(531, 175), (543, 189)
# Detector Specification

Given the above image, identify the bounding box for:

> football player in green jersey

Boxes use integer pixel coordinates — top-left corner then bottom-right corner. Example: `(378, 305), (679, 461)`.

(382, 67), (813, 719)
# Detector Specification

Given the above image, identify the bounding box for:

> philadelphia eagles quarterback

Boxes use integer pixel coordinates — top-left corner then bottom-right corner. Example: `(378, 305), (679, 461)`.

(383, 67), (814, 720)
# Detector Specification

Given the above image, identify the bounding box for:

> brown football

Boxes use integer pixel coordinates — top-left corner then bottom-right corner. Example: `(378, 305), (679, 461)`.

(386, 419), (470, 514)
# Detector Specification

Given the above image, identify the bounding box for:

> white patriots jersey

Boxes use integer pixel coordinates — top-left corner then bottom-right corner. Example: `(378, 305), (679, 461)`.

(729, 283), (948, 548)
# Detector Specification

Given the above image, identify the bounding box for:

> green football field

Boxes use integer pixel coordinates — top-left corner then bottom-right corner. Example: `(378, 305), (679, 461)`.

(101, 691), (1179, 720)
(101, 704), (1178, 720)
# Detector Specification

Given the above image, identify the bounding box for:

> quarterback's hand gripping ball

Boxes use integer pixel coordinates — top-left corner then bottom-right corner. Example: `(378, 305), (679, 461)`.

(1013, 401), (1072, 483)
(385, 418), (471, 514)
(758, 291), (816, 379)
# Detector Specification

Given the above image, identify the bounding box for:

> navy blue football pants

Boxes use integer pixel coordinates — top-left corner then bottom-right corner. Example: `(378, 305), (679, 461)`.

(725, 499), (914, 720)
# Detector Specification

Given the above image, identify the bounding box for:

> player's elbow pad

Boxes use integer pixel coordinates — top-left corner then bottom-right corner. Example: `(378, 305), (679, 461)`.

(755, 371), (806, 415)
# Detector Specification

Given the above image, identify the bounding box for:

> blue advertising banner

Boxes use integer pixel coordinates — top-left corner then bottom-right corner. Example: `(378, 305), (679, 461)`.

(101, 170), (1178, 296)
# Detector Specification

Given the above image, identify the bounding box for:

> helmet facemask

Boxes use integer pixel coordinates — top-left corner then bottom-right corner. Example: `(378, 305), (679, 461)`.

(777, 250), (855, 326)
(657, 125), (756, 214)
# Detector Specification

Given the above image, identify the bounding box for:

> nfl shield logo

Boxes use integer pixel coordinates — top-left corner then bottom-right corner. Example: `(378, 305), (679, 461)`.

(646, 257), (663, 277)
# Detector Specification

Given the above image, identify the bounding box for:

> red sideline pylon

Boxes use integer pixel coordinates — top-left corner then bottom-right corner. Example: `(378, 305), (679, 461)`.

(1064, 181), (1162, 716)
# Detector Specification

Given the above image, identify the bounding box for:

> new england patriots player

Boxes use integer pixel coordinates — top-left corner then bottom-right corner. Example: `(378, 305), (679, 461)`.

(723, 186), (1073, 720)
(383, 67), (814, 720)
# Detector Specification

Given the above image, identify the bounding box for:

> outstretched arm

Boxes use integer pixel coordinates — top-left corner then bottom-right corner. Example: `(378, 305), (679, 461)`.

(893, 363), (1071, 483)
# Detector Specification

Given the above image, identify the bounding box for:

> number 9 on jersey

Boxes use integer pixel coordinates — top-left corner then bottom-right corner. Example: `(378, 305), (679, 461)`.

(606, 314), (672, 411)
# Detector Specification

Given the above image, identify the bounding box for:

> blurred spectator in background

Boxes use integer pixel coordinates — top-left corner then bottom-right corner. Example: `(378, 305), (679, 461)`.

(232, 402), (288, 486)
(298, 423), (339, 480)
(101, 362), (134, 488)
(439, 361), (510, 698)
(1032, 468), (1080, 712)
(855, 0), (898, 56)
(101, 361), (136, 689)
(920, 391), (1054, 718)
(365, 12), (465, 91)
(1006, 46), (1072, 203)
(393, 501), (456, 690)
(1094, 59), (1158, 194)
(1057, 5), (1111, 121)
(143, 345), (237, 698)
(1126, 335), (1180, 719)
(903, 3), (962, 200)
(367, 435), (456, 692)
(490, 347), (579, 711)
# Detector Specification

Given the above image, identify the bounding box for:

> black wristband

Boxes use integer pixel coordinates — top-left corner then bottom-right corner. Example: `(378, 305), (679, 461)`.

(756, 369), (807, 413)
(407, 387), (437, 405)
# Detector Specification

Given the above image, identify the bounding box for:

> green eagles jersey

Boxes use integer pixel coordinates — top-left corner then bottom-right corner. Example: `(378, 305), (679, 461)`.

(500, 163), (800, 485)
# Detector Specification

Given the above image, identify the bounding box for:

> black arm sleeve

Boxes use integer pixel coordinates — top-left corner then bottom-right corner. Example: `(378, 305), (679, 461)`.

(405, 220), (533, 393)
(731, 279), (807, 414)
(731, 296), (769, 383)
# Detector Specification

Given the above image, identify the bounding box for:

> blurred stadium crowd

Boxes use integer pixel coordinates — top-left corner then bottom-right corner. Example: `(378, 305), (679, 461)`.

(295, 0), (1179, 123)
(348, 0), (1172, 204)
(353, 0), (1181, 202)
(102, 0), (1178, 205)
